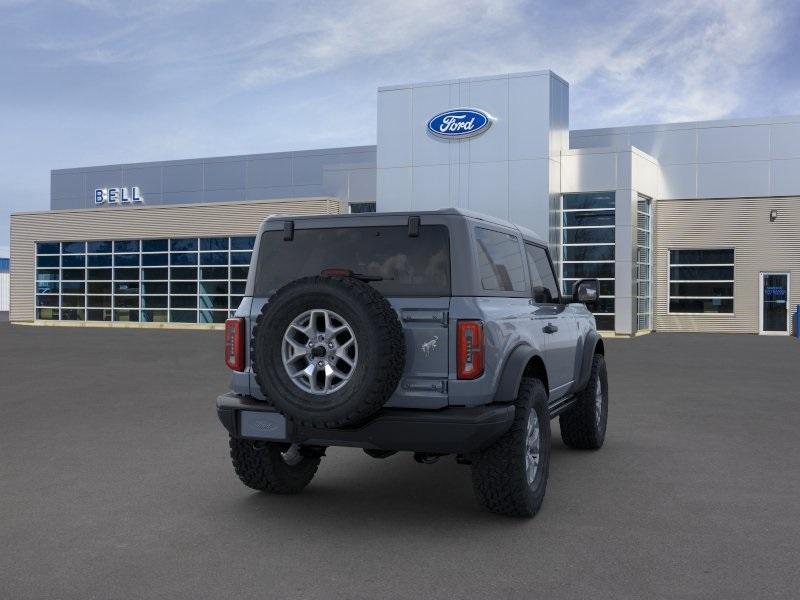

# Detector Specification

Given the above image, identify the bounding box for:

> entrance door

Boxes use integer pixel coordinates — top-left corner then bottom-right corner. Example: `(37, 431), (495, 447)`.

(759, 273), (790, 335)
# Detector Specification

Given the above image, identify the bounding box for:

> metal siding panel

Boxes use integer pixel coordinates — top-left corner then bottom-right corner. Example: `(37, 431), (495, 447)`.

(9, 198), (345, 322)
(654, 197), (800, 333)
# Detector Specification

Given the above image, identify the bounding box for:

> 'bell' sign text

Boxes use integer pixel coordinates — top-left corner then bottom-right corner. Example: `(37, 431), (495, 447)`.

(95, 187), (143, 205)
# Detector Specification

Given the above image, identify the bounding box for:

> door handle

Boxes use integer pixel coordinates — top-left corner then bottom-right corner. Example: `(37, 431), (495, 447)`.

(542, 323), (558, 334)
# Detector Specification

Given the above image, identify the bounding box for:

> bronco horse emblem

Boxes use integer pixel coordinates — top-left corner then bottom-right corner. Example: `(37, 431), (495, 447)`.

(421, 336), (439, 357)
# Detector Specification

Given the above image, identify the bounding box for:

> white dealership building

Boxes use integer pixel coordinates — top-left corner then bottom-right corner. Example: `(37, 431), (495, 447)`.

(9, 69), (800, 335)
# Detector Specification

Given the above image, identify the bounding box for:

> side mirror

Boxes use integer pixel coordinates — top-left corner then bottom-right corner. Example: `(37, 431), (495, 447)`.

(572, 278), (599, 305)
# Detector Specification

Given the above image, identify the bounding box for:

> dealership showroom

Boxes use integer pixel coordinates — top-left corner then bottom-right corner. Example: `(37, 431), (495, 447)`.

(8, 69), (800, 336)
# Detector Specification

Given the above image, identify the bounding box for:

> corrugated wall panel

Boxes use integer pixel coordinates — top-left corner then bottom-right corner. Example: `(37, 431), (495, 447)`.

(10, 198), (345, 321)
(654, 197), (800, 333)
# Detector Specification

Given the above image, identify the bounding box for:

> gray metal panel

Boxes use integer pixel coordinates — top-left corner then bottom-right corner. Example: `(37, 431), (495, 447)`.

(163, 163), (204, 193)
(203, 188), (246, 203)
(771, 159), (800, 196)
(697, 161), (770, 198)
(204, 160), (246, 190)
(246, 186), (295, 200)
(346, 168), (377, 203)
(697, 125), (770, 163)
(85, 170), (123, 197)
(123, 166), (162, 196)
(51, 172), (84, 200)
(50, 197), (83, 210)
(247, 157), (292, 187)
(629, 129), (696, 165)
(162, 190), (205, 204)
(771, 123), (800, 159)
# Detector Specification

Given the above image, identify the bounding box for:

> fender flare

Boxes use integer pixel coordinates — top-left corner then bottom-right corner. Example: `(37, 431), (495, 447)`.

(493, 344), (542, 403)
(572, 331), (604, 393)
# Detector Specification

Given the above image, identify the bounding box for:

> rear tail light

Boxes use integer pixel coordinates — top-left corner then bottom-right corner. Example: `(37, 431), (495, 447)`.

(225, 318), (245, 371)
(457, 320), (484, 380)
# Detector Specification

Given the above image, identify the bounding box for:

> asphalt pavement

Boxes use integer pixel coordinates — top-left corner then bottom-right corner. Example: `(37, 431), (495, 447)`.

(1, 323), (799, 599)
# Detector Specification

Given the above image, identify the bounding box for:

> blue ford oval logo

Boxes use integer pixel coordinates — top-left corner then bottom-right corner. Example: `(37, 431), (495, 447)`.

(427, 108), (493, 139)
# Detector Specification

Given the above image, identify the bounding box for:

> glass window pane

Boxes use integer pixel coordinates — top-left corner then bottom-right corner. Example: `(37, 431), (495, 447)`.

(350, 202), (377, 214)
(563, 211), (615, 227)
(230, 281), (246, 295)
(36, 294), (59, 307)
(200, 281), (227, 295)
(87, 241), (112, 253)
(114, 309), (139, 322)
(563, 192), (615, 210)
(670, 282), (734, 297)
(524, 244), (559, 303)
(37, 256), (59, 268)
(474, 228), (526, 292)
(200, 237), (228, 251)
(201, 267), (227, 279)
(62, 255), (86, 267)
(62, 282), (85, 294)
(200, 310), (228, 323)
(230, 236), (255, 250)
(563, 245), (615, 261)
(36, 242), (59, 254)
(115, 254), (139, 267)
(37, 268), (60, 281)
(563, 279), (615, 297)
(230, 267), (248, 280)
(115, 296), (139, 308)
(87, 309), (112, 321)
(114, 240), (139, 252)
(200, 252), (227, 265)
(88, 268), (112, 281)
(62, 269), (85, 281)
(170, 310), (197, 323)
(230, 296), (244, 310)
(61, 309), (85, 320)
(88, 282), (112, 294)
(61, 241), (86, 254)
(170, 296), (196, 309)
(563, 228), (615, 244)
(593, 298), (616, 314)
(142, 281), (168, 294)
(170, 281), (197, 295)
(170, 252), (198, 266)
(142, 296), (168, 308)
(141, 309), (168, 322)
(669, 299), (734, 313)
(142, 253), (168, 266)
(670, 249), (734, 265)
(595, 315), (615, 330)
(563, 262), (615, 279)
(230, 252), (251, 265)
(36, 307), (59, 320)
(669, 266), (733, 281)
(88, 254), (113, 267)
(142, 239), (168, 252)
(199, 295), (227, 310)
(61, 295), (84, 307)
(114, 268), (139, 280)
(114, 281), (140, 294)
(170, 267), (197, 280)
(36, 281), (59, 294)
(170, 238), (198, 251)
(142, 267), (168, 280)
(88, 295), (112, 308)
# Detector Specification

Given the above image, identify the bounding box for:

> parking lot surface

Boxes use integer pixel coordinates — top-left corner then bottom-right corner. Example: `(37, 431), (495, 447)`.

(1, 323), (799, 599)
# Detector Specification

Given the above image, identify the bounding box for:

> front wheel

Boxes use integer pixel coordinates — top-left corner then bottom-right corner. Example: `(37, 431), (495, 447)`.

(229, 437), (321, 494)
(559, 353), (608, 450)
(470, 377), (551, 517)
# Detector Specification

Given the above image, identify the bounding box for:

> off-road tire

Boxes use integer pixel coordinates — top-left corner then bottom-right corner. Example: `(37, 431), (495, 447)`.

(229, 437), (320, 494)
(251, 276), (405, 428)
(470, 378), (551, 517)
(559, 353), (608, 450)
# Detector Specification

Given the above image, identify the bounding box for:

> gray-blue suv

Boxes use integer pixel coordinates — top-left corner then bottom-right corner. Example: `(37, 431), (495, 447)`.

(217, 209), (608, 517)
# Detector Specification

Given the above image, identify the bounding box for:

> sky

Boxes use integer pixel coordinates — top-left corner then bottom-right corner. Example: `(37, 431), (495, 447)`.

(1, 0), (799, 248)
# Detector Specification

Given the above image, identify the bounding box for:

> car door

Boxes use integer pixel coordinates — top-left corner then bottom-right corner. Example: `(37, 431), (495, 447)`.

(524, 242), (578, 398)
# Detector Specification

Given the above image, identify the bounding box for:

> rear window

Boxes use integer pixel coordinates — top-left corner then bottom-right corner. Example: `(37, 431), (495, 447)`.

(254, 225), (450, 297)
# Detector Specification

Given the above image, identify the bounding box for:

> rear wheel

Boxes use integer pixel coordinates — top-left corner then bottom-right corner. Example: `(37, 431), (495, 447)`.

(229, 437), (321, 494)
(470, 378), (551, 517)
(559, 353), (608, 450)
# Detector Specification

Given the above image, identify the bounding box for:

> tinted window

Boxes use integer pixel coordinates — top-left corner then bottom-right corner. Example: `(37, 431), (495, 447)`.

(525, 244), (559, 303)
(474, 228), (526, 293)
(255, 225), (450, 297)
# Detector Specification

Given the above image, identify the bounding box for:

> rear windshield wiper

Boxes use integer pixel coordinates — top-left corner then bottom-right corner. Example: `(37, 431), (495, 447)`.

(320, 268), (384, 282)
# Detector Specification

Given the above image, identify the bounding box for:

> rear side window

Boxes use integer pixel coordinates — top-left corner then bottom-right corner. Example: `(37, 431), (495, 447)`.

(254, 225), (450, 297)
(525, 243), (560, 303)
(474, 227), (527, 292)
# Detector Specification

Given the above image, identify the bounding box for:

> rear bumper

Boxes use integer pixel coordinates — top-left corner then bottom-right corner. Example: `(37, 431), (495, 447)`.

(216, 392), (515, 454)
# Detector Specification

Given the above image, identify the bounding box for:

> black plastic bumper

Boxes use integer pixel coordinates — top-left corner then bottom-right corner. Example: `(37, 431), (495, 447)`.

(216, 392), (515, 454)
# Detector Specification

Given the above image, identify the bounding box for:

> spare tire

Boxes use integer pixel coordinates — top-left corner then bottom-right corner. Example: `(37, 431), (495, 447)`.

(251, 276), (405, 428)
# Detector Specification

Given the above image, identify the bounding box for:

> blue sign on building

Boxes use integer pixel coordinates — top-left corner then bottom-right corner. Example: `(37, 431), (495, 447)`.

(427, 108), (493, 139)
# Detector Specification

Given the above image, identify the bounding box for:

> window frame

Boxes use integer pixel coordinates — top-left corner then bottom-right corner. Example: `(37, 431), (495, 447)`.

(667, 247), (735, 315)
(523, 241), (560, 304)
